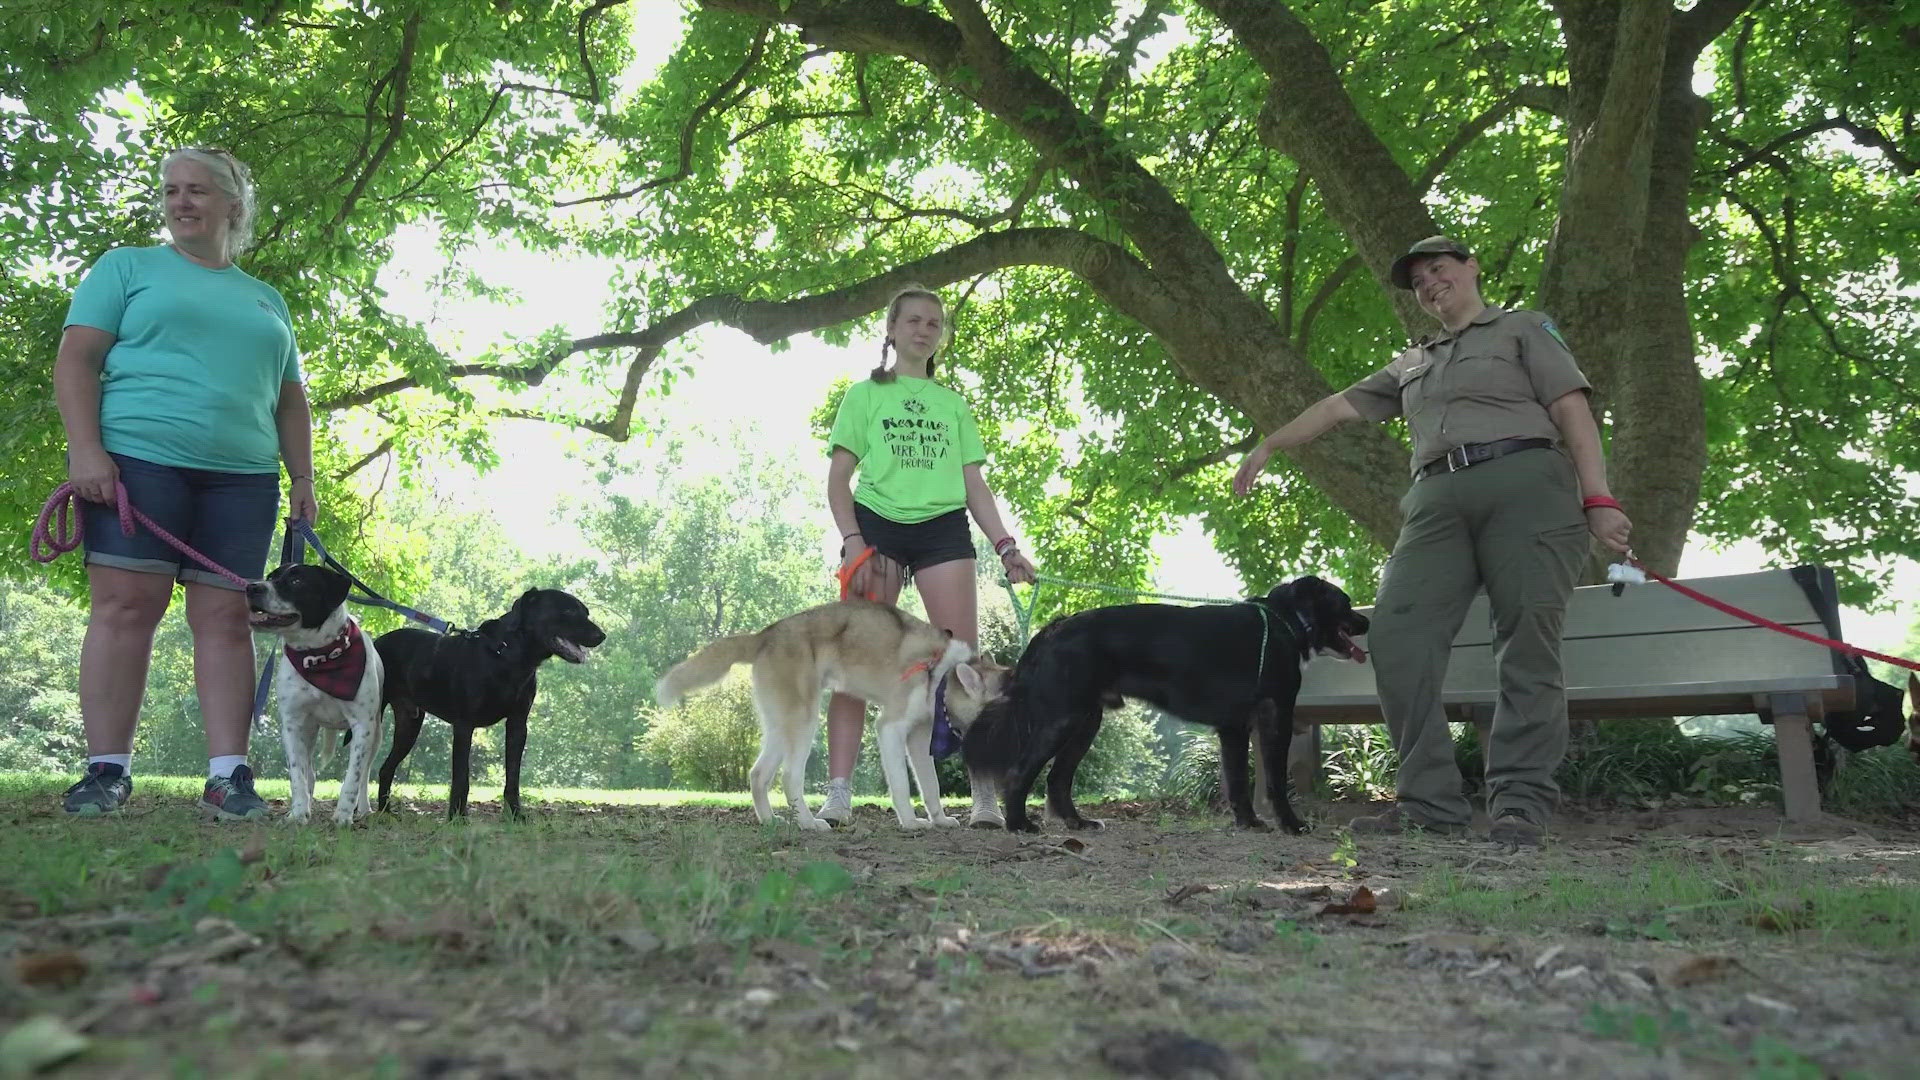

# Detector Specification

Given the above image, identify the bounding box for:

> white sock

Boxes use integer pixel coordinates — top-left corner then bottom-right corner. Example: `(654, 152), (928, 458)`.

(209, 755), (247, 779)
(89, 754), (132, 773)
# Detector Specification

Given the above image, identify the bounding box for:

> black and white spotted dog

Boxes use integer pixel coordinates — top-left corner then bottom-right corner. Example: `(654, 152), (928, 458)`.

(247, 564), (386, 826)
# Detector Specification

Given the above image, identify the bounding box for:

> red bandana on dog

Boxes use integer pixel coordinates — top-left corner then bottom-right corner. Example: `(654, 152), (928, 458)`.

(286, 621), (367, 701)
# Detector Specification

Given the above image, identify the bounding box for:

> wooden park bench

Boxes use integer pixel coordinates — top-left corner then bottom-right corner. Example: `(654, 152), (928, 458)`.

(1283, 566), (1858, 823)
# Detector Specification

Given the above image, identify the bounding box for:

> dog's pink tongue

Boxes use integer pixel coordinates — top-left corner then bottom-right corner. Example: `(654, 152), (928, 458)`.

(1345, 640), (1368, 664)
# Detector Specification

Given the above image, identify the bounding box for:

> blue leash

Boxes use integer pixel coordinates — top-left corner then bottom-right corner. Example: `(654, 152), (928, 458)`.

(289, 519), (451, 633)
(250, 518), (449, 729)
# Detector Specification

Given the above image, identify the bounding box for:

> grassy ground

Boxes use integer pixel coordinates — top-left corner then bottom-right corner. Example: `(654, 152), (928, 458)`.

(2, 772), (1917, 1079)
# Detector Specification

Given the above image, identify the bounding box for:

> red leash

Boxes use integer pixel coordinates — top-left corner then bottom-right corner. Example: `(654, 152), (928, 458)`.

(1628, 555), (1920, 673)
(31, 481), (250, 588)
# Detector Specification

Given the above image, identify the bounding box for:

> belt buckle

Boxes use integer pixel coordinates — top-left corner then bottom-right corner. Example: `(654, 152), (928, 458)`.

(1445, 445), (1471, 473)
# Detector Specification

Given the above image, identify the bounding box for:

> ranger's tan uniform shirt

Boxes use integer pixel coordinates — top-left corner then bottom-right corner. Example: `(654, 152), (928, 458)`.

(1341, 306), (1591, 476)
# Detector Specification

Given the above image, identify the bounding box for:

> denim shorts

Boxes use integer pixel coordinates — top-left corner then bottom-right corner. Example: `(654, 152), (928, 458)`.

(81, 453), (280, 591)
(852, 503), (976, 575)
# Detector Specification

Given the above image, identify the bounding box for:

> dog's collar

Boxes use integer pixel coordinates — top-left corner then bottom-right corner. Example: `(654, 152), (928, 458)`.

(1243, 601), (1312, 688)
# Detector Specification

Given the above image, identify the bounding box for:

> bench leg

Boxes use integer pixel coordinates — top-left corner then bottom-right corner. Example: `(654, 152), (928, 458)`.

(1769, 696), (1822, 823)
(1287, 725), (1319, 801)
(1251, 727), (1319, 810)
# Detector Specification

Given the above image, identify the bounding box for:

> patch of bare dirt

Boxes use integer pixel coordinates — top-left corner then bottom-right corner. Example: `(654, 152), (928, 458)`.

(5, 799), (1918, 1078)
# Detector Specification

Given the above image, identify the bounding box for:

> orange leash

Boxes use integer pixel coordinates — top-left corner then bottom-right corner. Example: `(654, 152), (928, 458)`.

(837, 544), (879, 602)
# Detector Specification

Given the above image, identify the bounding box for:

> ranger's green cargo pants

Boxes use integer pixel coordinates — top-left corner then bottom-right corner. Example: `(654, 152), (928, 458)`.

(1367, 447), (1590, 828)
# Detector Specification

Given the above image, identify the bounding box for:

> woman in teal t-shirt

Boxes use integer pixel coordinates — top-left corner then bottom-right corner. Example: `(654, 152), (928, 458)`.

(51, 148), (316, 822)
(822, 286), (1037, 826)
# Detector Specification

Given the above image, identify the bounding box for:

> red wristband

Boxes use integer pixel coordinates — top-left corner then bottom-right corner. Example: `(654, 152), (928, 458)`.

(994, 537), (1018, 556)
(1582, 495), (1623, 512)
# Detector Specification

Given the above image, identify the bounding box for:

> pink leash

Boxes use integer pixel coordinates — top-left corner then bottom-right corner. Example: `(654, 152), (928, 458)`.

(1627, 555), (1919, 673)
(32, 481), (250, 588)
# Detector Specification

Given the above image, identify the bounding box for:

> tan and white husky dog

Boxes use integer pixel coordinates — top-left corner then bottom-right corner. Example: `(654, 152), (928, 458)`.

(655, 599), (1009, 831)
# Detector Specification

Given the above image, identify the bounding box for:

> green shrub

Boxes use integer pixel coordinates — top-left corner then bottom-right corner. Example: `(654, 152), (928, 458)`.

(642, 676), (762, 792)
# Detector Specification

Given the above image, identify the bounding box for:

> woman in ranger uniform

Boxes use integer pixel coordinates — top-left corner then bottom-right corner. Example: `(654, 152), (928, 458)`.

(1233, 236), (1632, 846)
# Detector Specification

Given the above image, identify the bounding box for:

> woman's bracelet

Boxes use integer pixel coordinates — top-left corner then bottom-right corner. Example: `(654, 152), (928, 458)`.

(288, 473), (313, 484)
(994, 537), (1019, 557)
(843, 530), (863, 540)
(1582, 495), (1622, 512)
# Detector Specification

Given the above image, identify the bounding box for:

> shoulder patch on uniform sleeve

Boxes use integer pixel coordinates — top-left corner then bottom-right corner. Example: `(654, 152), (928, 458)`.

(1539, 318), (1570, 349)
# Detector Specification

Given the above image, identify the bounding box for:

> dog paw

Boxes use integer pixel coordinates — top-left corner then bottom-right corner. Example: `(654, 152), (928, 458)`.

(1235, 818), (1272, 832)
(796, 817), (833, 832)
(1285, 821), (1311, 836)
(898, 817), (933, 831)
(929, 814), (963, 828)
(1011, 819), (1042, 834)
(1063, 817), (1105, 831)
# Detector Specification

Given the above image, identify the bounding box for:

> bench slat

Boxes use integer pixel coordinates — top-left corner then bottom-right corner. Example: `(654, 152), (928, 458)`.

(1444, 569), (1832, 647)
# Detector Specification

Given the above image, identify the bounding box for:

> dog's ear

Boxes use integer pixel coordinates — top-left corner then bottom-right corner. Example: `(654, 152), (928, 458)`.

(1909, 673), (1920, 717)
(497, 590), (538, 634)
(954, 661), (983, 698)
(320, 567), (353, 610)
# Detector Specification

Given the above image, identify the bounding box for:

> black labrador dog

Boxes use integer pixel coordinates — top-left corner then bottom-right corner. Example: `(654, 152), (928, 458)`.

(964, 575), (1369, 835)
(375, 588), (605, 819)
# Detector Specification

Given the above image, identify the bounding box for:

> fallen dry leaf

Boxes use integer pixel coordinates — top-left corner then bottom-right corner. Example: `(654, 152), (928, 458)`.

(1313, 885), (1377, 916)
(1164, 883), (1214, 906)
(14, 951), (88, 990)
(1656, 953), (1741, 988)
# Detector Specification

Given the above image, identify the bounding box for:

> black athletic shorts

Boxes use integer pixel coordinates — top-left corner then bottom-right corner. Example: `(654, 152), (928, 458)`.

(851, 503), (975, 575)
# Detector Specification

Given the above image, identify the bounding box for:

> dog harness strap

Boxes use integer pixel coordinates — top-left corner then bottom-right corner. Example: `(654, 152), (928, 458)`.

(1251, 603), (1270, 687)
(284, 621), (369, 701)
(929, 674), (960, 758)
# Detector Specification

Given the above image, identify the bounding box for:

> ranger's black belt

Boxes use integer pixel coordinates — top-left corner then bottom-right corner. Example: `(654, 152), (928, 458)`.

(1417, 437), (1554, 480)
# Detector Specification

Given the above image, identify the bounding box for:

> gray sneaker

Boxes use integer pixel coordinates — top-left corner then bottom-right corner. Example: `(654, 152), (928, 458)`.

(1349, 805), (1468, 836)
(63, 762), (133, 816)
(200, 764), (269, 821)
(818, 778), (853, 825)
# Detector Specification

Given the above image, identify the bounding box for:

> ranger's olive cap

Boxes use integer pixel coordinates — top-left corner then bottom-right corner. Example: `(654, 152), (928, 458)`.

(1390, 235), (1474, 290)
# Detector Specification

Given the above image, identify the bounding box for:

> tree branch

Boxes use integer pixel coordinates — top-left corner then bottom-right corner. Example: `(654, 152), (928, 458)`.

(1294, 255), (1360, 355)
(383, 85), (509, 204)
(334, 11), (420, 225)
(335, 436), (395, 482)
(1091, 0), (1172, 122)
(555, 26), (769, 207)
(316, 228), (1179, 439)
(703, 0), (1237, 284)
(1671, 0), (1759, 62)
(1415, 87), (1529, 191)
(1719, 114), (1917, 178)
(1193, 0), (1434, 314)
(730, 55), (871, 144)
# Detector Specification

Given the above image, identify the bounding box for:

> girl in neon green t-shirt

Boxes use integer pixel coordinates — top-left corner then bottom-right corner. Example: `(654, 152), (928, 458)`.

(822, 286), (1036, 826)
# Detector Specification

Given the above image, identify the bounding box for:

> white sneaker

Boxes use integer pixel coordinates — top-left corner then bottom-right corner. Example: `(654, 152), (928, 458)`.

(969, 779), (1004, 829)
(819, 778), (853, 824)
